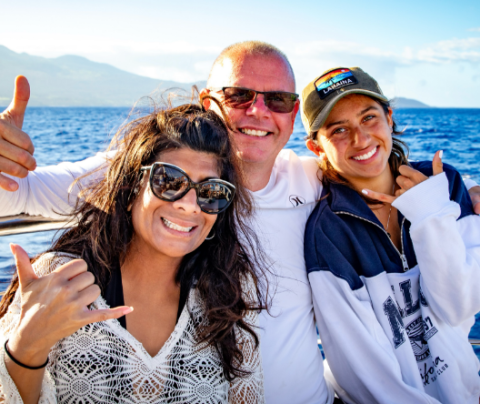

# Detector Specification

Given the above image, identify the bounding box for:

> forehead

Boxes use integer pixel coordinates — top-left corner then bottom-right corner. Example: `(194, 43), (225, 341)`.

(157, 148), (220, 181)
(327, 94), (381, 120)
(212, 54), (295, 93)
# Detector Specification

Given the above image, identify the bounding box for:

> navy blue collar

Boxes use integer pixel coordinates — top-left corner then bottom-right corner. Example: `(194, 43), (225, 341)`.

(328, 182), (387, 227)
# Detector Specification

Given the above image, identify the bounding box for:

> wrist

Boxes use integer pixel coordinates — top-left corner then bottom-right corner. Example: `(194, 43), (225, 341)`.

(6, 332), (52, 368)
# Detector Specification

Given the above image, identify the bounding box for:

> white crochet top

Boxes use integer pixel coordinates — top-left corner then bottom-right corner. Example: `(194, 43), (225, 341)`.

(0, 253), (264, 403)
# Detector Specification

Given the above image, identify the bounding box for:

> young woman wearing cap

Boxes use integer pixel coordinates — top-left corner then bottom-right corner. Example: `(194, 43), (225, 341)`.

(301, 67), (480, 404)
(0, 101), (265, 403)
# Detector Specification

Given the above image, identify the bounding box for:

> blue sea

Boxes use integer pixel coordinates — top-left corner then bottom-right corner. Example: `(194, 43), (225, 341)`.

(1, 107), (480, 356)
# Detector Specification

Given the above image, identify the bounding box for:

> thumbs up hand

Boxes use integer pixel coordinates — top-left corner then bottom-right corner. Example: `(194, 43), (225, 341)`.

(0, 76), (37, 192)
(6, 244), (133, 368)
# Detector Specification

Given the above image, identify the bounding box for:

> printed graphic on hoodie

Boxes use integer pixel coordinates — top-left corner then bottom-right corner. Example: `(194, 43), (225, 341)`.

(384, 280), (438, 362)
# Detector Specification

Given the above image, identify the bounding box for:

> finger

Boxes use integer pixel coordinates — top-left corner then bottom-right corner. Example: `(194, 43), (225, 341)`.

(361, 189), (396, 204)
(10, 244), (38, 287)
(396, 175), (416, 191)
(77, 283), (102, 306)
(0, 173), (19, 192)
(0, 155), (29, 179)
(432, 150), (444, 176)
(54, 259), (88, 280)
(398, 165), (428, 184)
(84, 306), (134, 325)
(0, 120), (35, 156)
(4, 76), (30, 129)
(67, 270), (96, 293)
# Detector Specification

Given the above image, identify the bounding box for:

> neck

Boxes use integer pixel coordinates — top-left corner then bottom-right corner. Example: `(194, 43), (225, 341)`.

(121, 238), (180, 289)
(348, 166), (395, 196)
(242, 160), (275, 192)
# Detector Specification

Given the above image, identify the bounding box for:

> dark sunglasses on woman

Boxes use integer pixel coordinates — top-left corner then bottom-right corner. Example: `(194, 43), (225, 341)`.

(209, 87), (299, 113)
(140, 163), (236, 214)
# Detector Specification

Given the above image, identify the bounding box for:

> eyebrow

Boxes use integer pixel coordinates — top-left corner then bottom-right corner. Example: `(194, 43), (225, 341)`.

(325, 119), (348, 130)
(325, 105), (380, 129)
(357, 106), (378, 116)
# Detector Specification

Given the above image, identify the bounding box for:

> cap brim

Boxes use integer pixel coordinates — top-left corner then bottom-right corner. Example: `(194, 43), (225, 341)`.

(309, 89), (389, 135)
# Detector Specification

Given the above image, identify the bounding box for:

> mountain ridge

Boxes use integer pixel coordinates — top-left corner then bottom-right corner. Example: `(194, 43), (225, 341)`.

(0, 45), (206, 107)
(1, 45), (435, 108)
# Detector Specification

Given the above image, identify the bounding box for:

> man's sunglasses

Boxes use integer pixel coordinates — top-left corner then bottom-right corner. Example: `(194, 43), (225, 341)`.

(209, 87), (299, 114)
(140, 162), (236, 214)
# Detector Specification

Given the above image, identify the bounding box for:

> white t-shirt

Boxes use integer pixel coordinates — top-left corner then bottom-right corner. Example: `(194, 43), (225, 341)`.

(0, 149), (334, 404)
(252, 149), (333, 404)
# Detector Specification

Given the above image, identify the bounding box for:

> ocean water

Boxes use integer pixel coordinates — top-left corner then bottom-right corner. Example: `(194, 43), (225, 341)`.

(0, 107), (480, 354)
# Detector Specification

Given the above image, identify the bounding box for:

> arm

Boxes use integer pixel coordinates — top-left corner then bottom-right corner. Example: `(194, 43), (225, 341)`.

(310, 271), (441, 404)
(0, 76), (112, 219)
(0, 246), (131, 403)
(393, 173), (480, 326)
(0, 152), (113, 219)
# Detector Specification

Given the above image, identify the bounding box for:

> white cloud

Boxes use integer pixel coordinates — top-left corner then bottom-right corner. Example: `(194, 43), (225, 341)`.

(468, 27), (480, 32)
(2, 34), (479, 102)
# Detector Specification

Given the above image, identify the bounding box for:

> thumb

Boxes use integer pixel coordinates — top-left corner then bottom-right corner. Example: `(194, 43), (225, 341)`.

(432, 150), (444, 176)
(10, 243), (38, 287)
(5, 76), (30, 129)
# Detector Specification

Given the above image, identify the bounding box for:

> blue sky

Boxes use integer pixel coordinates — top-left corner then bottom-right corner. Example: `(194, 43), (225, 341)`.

(1, 0), (479, 106)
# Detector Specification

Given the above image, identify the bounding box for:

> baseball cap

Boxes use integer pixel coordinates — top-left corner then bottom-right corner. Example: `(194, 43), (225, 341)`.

(300, 67), (388, 136)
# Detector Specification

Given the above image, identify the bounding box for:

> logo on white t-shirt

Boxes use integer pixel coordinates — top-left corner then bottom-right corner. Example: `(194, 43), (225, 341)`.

(289, 195), (306, 207)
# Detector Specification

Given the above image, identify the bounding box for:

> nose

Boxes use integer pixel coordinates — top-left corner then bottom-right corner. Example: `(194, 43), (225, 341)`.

(172, 188), (201, 214)
(246, 93), (271, 117)
(352, 125), (371, 148)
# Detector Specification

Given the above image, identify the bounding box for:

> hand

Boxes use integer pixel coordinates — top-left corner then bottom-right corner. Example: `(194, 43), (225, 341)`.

(7, 244), (133, 367)
(363, 150), (444, 204)
(468, 186), (480, 215)
(0, 76), (37, 192)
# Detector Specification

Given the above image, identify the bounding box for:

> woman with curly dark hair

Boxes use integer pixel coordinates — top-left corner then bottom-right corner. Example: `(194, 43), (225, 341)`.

(0, 100), (265, 403)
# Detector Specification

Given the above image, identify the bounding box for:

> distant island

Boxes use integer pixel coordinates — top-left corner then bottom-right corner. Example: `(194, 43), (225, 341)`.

(0, 45), (433, 109)
(391, 97), (431, 109)
(0, 45), (206, 107)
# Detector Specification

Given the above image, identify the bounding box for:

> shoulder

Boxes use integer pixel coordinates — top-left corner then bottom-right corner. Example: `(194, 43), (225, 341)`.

(274, 149), (323, 198)
(275, 149), (320, 177)
(410, 161), (474, 218)
(32, 252), (80, 277)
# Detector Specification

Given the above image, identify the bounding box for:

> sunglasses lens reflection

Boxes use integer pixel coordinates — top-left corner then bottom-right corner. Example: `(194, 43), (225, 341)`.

(151, 165), (189, 200)
(197, 182), (234, 213)
(223, 87), (296, 113)
(223, 88), (256, 108)
(149, 164), (235, 213)
(265, 93), (297, 113)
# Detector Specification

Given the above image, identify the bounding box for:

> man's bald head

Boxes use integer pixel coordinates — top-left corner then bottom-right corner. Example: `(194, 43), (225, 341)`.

(207, 41), (295, 90)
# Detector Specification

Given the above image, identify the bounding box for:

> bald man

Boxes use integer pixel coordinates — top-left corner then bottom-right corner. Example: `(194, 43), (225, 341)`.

(1, 41), (480, 404)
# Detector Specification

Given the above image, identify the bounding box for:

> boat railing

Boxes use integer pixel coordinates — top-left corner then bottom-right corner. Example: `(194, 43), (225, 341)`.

(0, 214), (74, 237)
(2, 214), (480, 347)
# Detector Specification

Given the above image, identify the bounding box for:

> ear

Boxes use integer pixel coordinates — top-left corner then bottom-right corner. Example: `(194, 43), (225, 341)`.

(199, 88), (211, 110)
(306, 138), (323, 157)
(291, 99), (300, 129)
(386, 107), (393, 129)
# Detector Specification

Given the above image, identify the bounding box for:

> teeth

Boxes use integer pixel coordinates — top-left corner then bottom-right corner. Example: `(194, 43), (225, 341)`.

(352, 148), (377, 161)
(240, 128), (269, 137)
(162, 218), (193, 233)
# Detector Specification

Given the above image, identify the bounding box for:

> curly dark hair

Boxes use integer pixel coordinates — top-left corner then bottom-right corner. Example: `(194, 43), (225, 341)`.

(0, 99), (265, 381)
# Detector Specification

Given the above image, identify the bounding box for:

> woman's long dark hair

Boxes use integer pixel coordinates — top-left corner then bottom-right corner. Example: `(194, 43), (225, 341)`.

(310, 98), (410, 203)
(0, 99), (265, 380)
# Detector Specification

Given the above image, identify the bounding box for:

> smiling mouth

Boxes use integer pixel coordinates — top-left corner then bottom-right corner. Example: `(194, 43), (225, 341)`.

(162, 218), (193, 233)
(352, 147), (378, 161)
(239, 128), (270, 137)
